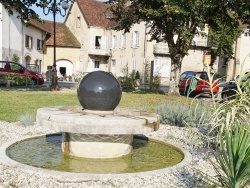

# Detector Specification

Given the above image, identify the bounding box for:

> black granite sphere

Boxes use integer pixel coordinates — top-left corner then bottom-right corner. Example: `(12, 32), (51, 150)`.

(77, 71), (122, 111)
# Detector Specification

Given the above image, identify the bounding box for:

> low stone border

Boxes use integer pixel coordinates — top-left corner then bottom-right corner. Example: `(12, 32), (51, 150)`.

(0, 133), (192, 182)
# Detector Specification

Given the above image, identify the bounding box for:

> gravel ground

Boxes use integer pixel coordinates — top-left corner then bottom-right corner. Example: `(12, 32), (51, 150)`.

(0, 121), (218, 188)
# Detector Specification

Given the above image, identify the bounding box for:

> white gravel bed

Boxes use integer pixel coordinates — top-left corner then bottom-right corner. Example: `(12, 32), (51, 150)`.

(0, 121), (217, 188)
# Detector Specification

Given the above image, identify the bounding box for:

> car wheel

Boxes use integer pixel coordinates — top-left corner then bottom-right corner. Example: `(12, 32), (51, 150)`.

(222, 93), (228, 101)
(179, 90), (184, 96)
(184, 86), (196, 97)
(30, 79), (37, 85)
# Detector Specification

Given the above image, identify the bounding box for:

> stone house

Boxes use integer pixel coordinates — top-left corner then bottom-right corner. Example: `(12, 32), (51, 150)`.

(55, 0), (208, 85)
(0, 4), (46, 72)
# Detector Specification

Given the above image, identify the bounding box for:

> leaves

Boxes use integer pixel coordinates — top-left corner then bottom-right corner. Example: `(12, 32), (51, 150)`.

(212, 126), (250, 188)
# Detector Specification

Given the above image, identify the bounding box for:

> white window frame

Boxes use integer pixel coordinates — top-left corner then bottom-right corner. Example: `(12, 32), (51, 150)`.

(120, 59), (124, 76)
(131, 31), (139, 48)
(120, 33), (126, 49)
(37, 39), (43, 50)
(25, 35), (33, 49)
(112, 35), (117, 49)
(132, 59), (137, 72)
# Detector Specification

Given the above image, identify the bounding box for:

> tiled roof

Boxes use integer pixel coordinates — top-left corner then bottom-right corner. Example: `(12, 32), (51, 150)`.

(42, 21), (81, 48)
(27, 19), (48, 32)
(76, 0), (111, 28)
(27, 19), (80, 48)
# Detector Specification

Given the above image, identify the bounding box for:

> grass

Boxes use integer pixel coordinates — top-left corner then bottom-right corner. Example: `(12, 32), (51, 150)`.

(0, 89), (190, 122)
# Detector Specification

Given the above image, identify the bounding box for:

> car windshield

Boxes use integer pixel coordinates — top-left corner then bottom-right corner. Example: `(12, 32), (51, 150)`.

(195, 72), (217, 80)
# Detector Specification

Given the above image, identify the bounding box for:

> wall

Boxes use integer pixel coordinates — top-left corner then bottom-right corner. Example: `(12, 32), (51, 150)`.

(22, 23), (45, 71)
(0, 5), (22, 61)
(43, 46), (80, 75)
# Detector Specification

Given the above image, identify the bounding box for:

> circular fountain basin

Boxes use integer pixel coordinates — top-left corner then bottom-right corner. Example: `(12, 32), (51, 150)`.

(5, 133), (185, 174)
(36, 106), (160, 158)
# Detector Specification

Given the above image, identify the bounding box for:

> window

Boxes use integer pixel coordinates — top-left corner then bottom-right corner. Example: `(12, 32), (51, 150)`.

(132, 59), (137, 71)
(120, 59), (124, 76)
(9, 62), (22, 71)
(131, 31), (139, 48)
(94, 61), (100, 68)
(120, 33), (126, 49)
(93, 36), (108, 50)
(95, 36), (101, 49)
(25, 35), (33, 48)
(112, 35), (117, 49)
(0, 61), (6, 69)
(111, 59), (116, 75)
(37, 39), (43, 50)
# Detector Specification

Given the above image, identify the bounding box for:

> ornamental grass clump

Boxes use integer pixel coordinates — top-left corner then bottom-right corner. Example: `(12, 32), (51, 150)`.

(18, 113), (35, 126)
(157, 100), (212, 128)
(208, 125), (250, 188)
(205, 69), (250, 188)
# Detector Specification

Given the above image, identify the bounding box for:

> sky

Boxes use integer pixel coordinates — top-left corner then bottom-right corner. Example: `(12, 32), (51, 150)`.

(32, 0), (107, 23)
(32, 4), (70, 23)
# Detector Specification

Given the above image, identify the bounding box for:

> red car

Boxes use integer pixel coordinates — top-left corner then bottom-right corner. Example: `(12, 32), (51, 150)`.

(178, 71), (219, 97)
(0, 61), (44, 85)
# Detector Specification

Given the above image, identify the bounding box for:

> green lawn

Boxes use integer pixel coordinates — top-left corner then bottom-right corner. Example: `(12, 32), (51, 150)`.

(0, 90), (182, 122)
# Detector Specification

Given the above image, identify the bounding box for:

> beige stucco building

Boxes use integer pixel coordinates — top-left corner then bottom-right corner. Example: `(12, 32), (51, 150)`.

(56, 0), (209, 85)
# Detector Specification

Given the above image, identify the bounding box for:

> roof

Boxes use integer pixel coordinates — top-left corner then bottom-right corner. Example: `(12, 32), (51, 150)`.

(26, 19), (48, 32)
(76, 0), (111, 28)
(27, 19), (81, 48)
(42, 21), (81, 48)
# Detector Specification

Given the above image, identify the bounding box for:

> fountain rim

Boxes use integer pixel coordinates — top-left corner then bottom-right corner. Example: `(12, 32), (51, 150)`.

(0, 133), (192, 181)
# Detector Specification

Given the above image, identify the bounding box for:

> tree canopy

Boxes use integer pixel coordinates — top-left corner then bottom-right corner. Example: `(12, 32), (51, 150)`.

(0, 0), (72, 21)
(109, 0), (250, 84)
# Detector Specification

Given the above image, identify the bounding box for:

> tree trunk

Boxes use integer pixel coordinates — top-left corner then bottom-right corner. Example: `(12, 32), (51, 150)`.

(167, 56), (181, 95)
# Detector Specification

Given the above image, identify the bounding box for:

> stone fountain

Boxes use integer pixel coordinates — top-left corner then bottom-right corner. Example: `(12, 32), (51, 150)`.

(36, 71), (160, 159)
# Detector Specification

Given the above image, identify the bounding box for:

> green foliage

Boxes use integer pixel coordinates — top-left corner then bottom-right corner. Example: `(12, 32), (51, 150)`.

(152, 73), (161, 93)
(210, 125), (250, 188)
(12, 54), (20, 62)
(201, 68), (250, 187)
(109, 0), (245, 80)
(0, 73), (31, 86)
(117, 64), (136, 90)
(117, 76), (135, 90)
(0, 90), (171, 122)
(0, 0), (74, 23)
(135, 71), (140, 79)
(157, 101), (212, 128)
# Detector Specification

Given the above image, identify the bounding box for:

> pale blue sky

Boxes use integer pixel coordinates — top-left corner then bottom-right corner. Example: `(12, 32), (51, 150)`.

(32, 0), (107, 23)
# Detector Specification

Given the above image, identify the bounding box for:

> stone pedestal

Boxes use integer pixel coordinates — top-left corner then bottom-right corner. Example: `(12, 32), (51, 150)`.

(62, 133), (133, 158)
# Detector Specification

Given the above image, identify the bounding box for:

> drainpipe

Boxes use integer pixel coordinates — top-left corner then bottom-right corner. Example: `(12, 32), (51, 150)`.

(8, 15), (10, 59)
(143, 23), (147, 84)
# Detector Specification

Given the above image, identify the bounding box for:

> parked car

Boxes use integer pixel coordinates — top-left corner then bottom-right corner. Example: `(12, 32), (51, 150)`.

(178, 71), (219, 97)
(0, 61), (44, 85)
(221, 71), (250, 100)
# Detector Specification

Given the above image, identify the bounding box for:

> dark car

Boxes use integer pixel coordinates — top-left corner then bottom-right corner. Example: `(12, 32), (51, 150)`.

(178, 71), (219, 97)
(221, 71), (250, 100)
(0, 61), (44, 85)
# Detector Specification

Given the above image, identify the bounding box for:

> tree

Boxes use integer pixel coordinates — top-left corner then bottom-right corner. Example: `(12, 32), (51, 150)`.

(0, 0), (72, 22)
(109, 0), (243, 93)
(0, 0), (40, 21)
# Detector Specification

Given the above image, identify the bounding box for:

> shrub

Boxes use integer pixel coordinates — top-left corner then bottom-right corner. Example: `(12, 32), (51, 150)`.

(157, 100), (212, 128)
(12, 54), (20, 62)
(135, 71), (140, 79)
(18, 113), (35, 126)
(209, 125), (250, 188)
(152, 74), (161, 93)
(0, 72), (31, 86)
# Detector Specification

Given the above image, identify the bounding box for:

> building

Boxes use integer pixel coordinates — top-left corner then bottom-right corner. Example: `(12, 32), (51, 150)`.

(59, 0), (208, 84)
(0, 4), (46, 72)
